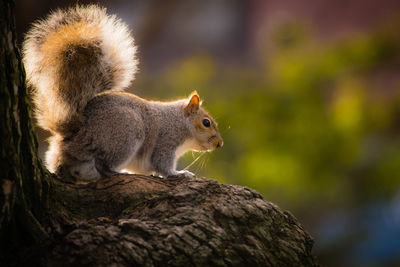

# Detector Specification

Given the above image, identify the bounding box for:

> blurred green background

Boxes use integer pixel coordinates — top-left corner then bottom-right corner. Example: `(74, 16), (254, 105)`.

(17, 0), (400, 266)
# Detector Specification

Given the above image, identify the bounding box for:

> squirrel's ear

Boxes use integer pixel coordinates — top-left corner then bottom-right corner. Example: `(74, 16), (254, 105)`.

(184, 91), (200, 115)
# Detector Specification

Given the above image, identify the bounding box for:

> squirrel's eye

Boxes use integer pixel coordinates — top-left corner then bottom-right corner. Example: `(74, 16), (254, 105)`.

(202, 118), (211, 128)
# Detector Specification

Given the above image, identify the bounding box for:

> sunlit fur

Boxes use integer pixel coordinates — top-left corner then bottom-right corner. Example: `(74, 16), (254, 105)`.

(187, 109), (223, 151)
(22, 5), (222, 181)
(23, 5), (137, 133)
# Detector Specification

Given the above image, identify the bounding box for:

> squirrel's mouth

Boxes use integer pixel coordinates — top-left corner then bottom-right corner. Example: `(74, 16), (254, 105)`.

(207, 135), (223, 150)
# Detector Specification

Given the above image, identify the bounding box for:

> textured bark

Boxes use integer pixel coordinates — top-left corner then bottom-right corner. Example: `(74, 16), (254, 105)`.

(24, 174), (316, 267)
(0, 0), (51, 254)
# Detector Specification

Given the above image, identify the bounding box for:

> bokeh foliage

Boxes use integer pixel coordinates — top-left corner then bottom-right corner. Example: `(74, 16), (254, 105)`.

(136, 17), (400, 232)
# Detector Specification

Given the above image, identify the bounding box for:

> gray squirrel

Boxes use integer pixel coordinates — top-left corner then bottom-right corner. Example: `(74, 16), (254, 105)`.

(23, 5), (223, 182)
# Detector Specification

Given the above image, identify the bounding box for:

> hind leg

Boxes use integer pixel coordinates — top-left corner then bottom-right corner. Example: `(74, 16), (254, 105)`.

(84, 105), (146, 176)
(93, 137), (144, 178)
(95, 161), (119, 177)
(57, 156), (101, 182)
(46, 135), (101, 181)
(68, 159), (101, 181)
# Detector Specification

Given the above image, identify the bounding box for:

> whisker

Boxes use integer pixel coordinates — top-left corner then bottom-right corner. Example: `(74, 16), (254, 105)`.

(184, 152), (206, 170)
(198, 153), (209, 173)
(196, 154), (206, 173)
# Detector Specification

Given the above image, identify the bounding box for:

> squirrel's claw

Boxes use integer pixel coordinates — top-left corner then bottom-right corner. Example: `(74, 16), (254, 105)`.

(168, 170), (195, 179)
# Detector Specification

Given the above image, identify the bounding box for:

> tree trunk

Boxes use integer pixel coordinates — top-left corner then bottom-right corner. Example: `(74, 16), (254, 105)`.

(0, 1), (318, 266)
(0, 0), (51, 253)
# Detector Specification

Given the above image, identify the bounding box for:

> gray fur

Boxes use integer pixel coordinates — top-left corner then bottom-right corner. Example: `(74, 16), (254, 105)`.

(47, 92), (218, 180)
(24, 5), (223, 181)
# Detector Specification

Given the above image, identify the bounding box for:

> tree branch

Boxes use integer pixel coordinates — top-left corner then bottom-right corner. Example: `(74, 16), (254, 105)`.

(34, 174), (319, 266)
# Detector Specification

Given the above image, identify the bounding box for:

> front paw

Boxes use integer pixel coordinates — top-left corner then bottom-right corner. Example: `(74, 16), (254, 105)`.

(168, 170), (195, 179)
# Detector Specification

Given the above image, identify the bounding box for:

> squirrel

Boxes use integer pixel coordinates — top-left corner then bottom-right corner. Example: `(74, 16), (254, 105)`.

(22, 5), (223, 182)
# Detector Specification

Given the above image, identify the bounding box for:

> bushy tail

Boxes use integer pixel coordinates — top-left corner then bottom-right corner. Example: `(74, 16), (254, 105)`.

(23, 5), (137, 134)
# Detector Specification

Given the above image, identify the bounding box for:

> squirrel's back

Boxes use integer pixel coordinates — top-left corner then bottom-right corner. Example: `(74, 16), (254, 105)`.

(23, 5), (138, 133)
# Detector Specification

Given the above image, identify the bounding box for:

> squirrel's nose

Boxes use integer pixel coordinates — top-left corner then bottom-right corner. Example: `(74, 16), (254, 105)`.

(216, 140), (223, 148)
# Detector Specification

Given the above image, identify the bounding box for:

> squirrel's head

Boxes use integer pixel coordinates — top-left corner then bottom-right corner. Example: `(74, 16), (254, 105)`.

(183, 91), (223, 152)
